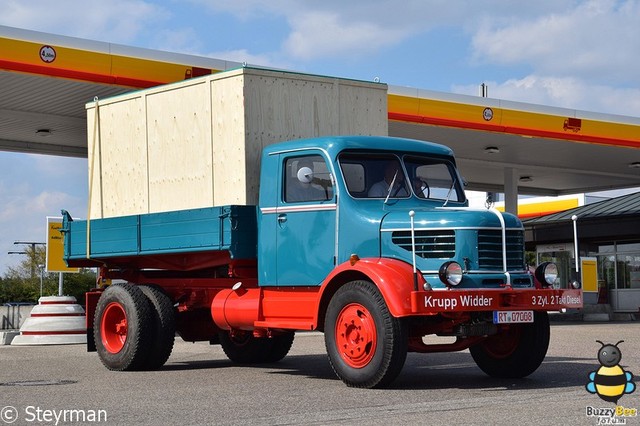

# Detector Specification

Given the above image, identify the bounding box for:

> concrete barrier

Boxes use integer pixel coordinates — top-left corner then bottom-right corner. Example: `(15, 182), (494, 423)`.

(11, 296), (86, 345)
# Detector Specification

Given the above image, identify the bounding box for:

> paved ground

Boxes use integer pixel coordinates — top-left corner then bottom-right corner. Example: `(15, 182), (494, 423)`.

(1, 322), (639, 426)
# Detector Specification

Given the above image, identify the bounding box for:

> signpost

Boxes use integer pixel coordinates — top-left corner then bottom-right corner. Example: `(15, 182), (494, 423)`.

(46, 217), (79, 296)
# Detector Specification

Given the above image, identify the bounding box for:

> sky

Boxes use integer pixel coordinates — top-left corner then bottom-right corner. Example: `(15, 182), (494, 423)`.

(1, 0), (640, 274)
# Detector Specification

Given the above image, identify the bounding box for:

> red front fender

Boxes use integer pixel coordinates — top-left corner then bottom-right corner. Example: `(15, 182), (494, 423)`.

(320, 257), (425, 318)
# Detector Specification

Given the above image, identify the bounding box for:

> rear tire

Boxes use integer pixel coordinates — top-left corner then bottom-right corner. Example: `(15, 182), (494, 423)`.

(94, 283), (153, 371)
(324, 280), (408, 388)
(470, 311), (550, 378)
(267, 332), (295, 362)
(219, 330), (295, 364)
(139, 285), (176, 369)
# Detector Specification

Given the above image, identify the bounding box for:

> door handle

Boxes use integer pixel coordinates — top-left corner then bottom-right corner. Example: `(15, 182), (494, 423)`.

(277, 214), (287, 223)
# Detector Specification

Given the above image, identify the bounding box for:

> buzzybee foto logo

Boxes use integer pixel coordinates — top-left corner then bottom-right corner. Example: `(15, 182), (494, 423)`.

(585, 340), (637, 425)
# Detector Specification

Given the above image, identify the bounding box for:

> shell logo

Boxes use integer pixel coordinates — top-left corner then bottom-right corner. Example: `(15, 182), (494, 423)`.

(39, 45), (56, 63)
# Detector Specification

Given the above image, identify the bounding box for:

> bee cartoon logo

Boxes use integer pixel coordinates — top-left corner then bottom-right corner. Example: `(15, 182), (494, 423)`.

(586, 340), (636, 404)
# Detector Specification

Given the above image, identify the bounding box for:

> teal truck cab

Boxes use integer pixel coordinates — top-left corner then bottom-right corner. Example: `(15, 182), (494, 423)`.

(63, 135), (582, 388)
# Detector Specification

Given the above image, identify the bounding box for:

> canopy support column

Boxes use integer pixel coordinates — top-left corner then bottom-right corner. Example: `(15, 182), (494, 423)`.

(504, 167), (519, 215)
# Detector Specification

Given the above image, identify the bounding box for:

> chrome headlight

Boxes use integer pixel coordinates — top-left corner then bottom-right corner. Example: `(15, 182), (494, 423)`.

(535, 262), (558, 287)
(439, 261), (463, 287)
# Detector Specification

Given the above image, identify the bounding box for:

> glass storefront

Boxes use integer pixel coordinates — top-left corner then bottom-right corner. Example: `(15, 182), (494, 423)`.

(593, 241), (640, 311)
(537, 240), (640, 311)
(594, 242), (640, 289)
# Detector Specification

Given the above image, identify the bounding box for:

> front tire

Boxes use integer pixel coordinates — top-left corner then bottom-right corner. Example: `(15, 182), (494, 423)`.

(94, 283), (153, 371)
(470, 311), (550, 378)
(324, 280), (408, 388)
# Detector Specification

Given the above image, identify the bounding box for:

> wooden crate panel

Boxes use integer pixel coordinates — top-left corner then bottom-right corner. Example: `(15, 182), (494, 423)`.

(337, 83), (388, 135)
(210, 74), (247, 205)
(87, 95), (148, 219)
(147, 81), (214, 213)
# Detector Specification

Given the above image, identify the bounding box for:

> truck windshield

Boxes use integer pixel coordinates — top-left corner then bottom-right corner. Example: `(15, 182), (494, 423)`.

(404, 155), (464, 203)
(339, 152), (464, 202)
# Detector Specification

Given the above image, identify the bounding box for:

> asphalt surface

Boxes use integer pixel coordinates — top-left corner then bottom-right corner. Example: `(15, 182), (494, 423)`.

(1, 322), (639, 426)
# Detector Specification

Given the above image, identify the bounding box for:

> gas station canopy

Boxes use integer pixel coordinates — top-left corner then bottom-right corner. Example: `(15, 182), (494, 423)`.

(1, 25), (639, 197)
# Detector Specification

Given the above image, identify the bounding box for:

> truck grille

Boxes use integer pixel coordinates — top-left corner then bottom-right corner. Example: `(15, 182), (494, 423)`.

(477, 230), (525, 271)
(391, 230), (455, 259)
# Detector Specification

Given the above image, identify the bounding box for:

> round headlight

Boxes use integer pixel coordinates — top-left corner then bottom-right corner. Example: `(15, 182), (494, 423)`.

(439, 261), (463, 287)
(535, 262), (558, 287)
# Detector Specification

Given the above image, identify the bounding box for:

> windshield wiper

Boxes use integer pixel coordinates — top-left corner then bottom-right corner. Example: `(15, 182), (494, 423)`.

(384, 170), (398, 204)
(442, 176), (457, 207)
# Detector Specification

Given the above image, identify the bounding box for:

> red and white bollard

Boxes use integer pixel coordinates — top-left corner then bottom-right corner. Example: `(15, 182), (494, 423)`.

(11, 296), (86, 345)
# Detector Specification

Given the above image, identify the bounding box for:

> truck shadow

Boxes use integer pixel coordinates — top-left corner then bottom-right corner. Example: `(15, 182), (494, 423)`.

(163, 359), (234, 371)
(264, 352), (598, 390)
(162, 349), (602, 391)
(391, 352), (597, 390)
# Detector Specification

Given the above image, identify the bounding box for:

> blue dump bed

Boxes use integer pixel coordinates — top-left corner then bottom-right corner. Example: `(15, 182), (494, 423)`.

(62, 205), (257, 266)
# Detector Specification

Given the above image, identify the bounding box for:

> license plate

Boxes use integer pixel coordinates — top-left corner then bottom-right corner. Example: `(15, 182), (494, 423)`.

(493, 310), (534, 324)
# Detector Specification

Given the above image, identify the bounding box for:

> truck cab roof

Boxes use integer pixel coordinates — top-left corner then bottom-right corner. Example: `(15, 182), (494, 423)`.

(263, 135), (456, 159)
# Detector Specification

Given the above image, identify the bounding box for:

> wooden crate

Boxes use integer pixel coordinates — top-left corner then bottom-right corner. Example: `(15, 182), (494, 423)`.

(86, 67), (388, 218)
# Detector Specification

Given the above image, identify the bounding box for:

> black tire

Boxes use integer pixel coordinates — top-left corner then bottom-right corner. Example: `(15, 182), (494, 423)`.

(470, 311), (550, 378)
(139, 285), (176, 369)
(219, 330), (275, 364)
(94, 283), (153, 371)
(324, 280), (408, 388)
(267, 332), (295, 362)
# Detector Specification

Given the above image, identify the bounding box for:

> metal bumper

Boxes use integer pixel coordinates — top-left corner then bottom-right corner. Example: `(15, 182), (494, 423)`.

(410, 288), (583, 314)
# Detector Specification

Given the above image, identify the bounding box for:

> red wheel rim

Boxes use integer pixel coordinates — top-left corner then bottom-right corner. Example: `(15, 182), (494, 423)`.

(334, 303), (377, 368)
(482, 326), (522, 358)
(101, 302), (128, 354)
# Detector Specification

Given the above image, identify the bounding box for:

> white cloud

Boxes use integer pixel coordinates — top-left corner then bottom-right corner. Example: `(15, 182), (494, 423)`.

(0, 153), (87, 274)
(152, 27), (203, 54)
(0, 0), (168, 44)
(205, 49), (283, 69)
(471, 0), (640, 85)
(283, 12), (408, 60)
(1, 188), (80, 269)
(453, 75), (640, 117)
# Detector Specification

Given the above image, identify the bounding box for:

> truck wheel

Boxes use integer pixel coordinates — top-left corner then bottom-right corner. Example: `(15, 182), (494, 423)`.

(94, 283), (153, 371)
(139, 285), (176, 369)
(470, 311), (550, 378)
(219, 330), (274, 364)
(267, 332), (295, 362)
(324, 280), (408, 388)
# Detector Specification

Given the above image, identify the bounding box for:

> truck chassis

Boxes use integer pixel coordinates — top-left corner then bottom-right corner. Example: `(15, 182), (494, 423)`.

(78, 250), (580, 388)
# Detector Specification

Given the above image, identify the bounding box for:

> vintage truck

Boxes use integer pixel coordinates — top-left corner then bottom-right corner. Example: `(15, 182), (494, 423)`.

(62, 134), (583, 388)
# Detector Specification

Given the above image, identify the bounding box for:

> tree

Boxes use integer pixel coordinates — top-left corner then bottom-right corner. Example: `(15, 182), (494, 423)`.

(1, 245), (96, 305)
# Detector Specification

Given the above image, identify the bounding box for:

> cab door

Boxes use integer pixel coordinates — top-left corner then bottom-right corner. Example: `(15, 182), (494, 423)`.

(272, 152), (337, 286)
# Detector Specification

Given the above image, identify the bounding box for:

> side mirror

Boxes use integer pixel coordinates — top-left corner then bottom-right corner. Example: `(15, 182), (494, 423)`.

(297, 166), (313, 183)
